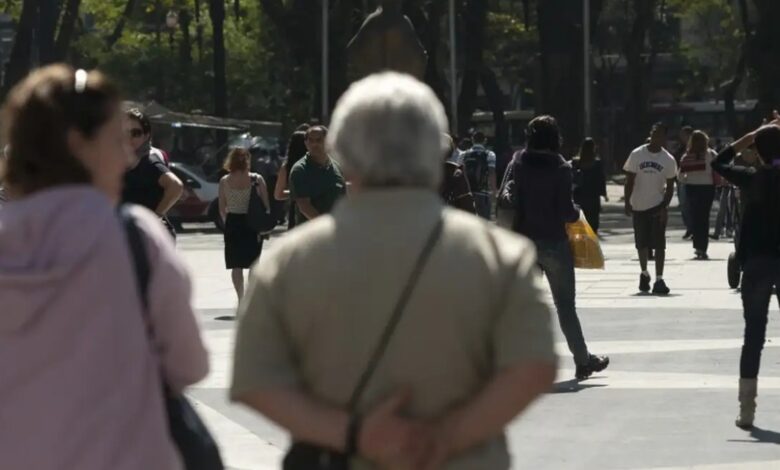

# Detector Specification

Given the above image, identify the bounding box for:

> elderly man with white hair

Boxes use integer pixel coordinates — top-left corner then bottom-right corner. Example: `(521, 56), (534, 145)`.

(230, 72), (557, 469)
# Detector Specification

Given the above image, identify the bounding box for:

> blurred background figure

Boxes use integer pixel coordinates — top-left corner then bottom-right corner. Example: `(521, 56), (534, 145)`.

(0, 64), (208, 470)
(572, 137), (608, 233)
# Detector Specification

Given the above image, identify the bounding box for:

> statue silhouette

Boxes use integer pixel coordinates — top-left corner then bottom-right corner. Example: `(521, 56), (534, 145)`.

(347, 0), (428, 81)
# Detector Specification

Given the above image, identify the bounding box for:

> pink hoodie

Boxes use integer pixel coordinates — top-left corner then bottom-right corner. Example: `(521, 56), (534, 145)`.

(0, 186), (209, 470)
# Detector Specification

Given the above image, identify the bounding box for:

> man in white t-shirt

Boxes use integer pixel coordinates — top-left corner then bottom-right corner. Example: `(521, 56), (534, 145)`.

(624, 122), (678, 295)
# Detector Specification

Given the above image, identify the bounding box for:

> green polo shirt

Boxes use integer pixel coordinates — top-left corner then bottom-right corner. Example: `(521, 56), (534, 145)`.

(289, 154), (347, 224)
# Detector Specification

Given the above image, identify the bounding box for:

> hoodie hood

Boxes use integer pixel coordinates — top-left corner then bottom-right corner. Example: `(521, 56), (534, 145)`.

(0, 186), (115, 334)
(519, 149), (568, 169)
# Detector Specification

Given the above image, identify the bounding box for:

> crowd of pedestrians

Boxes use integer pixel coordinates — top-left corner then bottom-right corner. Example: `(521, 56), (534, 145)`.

(1, 63), (780, 469)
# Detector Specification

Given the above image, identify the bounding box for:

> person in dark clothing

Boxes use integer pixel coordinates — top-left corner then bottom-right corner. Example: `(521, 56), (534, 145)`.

(512, 115), (609, 380)
(274, 130), (308, 229)
(440, 134), (476, 213)
(572, 138), (608, 233)
(122, 108), (183, 240)
(679, 130), (717, 259)
(711, 115), (780, 429)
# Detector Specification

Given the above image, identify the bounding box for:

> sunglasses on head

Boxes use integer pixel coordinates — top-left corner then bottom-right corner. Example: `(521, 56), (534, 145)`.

(127, 129), (145, 138)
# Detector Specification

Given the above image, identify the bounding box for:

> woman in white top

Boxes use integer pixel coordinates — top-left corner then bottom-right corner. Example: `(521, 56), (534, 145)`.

(679, 130), (717, 259)
(218, 148), (270, 300)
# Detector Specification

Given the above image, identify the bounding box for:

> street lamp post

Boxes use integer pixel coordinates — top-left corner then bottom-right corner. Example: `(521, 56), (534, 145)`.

(583, 0), (592, 137)
(322, 0), (329, 123)
(449, 0), (457, 134)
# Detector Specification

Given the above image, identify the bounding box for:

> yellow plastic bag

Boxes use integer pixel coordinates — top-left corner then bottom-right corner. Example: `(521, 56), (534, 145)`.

(565, 213), (605, 269)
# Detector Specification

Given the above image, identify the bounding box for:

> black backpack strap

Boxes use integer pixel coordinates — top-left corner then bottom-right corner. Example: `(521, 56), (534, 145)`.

(119, 205), (151, 313)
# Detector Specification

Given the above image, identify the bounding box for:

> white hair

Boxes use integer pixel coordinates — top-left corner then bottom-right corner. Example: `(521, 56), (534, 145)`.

(327, 72), (449, 189)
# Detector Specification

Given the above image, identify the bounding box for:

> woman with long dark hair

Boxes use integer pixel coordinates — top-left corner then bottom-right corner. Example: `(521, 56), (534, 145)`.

(274, 130), (308, 229)
(572, 138), (608, 233)
(679, 130), (716, 259)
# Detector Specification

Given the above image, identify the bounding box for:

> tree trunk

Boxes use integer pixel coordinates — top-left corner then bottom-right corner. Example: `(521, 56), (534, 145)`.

(457, 0), (488, 137)
(54, 0), (81, 61)
(106, 0), (136, 50)
(418, 0), (449, 118)
(481, 66), (510, 169)
(536, 0), (584, 156)
(37, 0), (61, 65)
(208, 0), (228, 145)
(621, 0), (655, 165)
(4, 0), (37, 94)
(746, 0), (780, 124)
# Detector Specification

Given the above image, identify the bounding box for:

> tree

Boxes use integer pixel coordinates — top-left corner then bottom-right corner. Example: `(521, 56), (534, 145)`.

(535, 0), (584, 155)
(208, 0), (227, 117)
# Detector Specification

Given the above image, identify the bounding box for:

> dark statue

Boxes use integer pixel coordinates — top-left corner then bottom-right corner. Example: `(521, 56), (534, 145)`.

(347, 0), (428, 81)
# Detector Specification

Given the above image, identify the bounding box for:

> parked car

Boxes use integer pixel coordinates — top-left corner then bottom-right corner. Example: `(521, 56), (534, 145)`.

(168, 162), (222, 230)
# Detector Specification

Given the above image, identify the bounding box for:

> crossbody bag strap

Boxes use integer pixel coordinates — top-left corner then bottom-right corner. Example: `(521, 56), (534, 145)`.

(120, 205), (152, 314)
(347, 218), (445, 411)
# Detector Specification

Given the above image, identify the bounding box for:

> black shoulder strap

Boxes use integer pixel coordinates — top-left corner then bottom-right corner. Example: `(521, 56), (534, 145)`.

(348, 218), (444, 410)
(119, 205), (151, 314)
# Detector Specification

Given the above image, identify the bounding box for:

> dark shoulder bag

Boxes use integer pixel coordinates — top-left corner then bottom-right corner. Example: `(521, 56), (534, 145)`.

(120, 206), (224, 470)
(247, 175), (277, 233)
(283, 218), (445, 470)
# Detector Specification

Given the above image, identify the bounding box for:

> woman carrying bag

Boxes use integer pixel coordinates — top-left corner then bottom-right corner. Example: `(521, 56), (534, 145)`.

(219, 147), (271, 300)
(0, 65), (210, 470)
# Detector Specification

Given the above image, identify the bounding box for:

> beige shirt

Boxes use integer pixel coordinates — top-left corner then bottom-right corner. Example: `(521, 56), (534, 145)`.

(231, 189), (556, 470)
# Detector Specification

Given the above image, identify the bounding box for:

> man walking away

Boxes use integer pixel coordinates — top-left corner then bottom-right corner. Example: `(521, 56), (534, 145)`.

(289, 125), (347, 225)
(711, 115), (780, 429)
(460, 131), (497, 220)
(512, 115), (609, 380)
(624, 123), (677, 295)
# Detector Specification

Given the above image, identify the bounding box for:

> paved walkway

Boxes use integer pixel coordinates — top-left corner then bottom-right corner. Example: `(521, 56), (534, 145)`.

(177, 198), (780, 469)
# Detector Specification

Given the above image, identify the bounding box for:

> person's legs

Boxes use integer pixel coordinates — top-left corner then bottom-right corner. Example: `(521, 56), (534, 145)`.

(581, 198), (600, 233)
(701, 185), (715, 253)
(474, 193), (491, 220)
(740, 260), (775, 379)
(688, 185), (708, 254)
(651, 208), (670, 293)
(714, 187), (728, 238)
(231, 268), (245, 300)
(678, 183), (692, 236)
(633, 211), (652, 292)
(536, 241), (590, 365)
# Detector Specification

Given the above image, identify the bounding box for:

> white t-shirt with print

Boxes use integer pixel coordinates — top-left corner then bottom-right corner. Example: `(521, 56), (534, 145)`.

(623, 145), (677, 212)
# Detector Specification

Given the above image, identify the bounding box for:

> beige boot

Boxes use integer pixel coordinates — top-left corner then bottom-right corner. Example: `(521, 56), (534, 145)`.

(735, 378), (757, 429)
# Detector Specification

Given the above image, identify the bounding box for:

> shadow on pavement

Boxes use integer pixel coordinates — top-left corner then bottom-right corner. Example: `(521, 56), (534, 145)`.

(729, 426), (780, 445)
(550, 379), (608, 394)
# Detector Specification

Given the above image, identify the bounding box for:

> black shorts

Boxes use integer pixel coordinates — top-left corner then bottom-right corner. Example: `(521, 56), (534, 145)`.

(633, 208), (667, 250)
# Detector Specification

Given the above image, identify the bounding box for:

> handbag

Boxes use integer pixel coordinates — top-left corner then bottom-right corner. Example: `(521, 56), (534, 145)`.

(120, 206), (225, 470)
(283, 218), (445, 470)
(247, 175), (276, 233)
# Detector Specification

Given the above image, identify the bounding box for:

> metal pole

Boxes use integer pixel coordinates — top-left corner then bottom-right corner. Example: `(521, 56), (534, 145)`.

(449, 0), (458, 134)
(583, 0), (592, 137)
(322, 0), (329, 123)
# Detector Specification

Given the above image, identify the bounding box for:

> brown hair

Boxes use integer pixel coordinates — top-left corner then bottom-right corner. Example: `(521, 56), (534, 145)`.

(0, 64), (121, 196)
(223, 147), (251, 172)
(686, 130), (710, 156)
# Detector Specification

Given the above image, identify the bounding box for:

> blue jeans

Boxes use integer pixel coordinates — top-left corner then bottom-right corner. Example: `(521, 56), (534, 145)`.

(535, 239), (590, 365)
(474, 192), (491, 220)
(740, 257), (780, 379)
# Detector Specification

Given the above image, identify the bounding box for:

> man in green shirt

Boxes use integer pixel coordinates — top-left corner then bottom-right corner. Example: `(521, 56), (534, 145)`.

(289, 126), (347, 225)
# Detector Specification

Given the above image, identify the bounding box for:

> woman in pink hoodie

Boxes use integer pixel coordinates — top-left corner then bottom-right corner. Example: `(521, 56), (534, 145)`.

(0, 65), (209, 469)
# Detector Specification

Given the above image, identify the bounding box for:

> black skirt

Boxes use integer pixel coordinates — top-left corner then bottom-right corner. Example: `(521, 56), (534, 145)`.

(224, 213), (263, 269)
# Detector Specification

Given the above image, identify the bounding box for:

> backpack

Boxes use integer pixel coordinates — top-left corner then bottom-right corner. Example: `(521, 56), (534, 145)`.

(461, 148), (490, 193)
